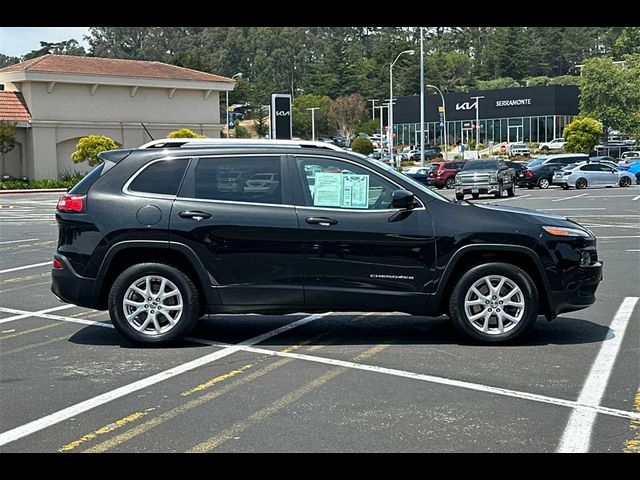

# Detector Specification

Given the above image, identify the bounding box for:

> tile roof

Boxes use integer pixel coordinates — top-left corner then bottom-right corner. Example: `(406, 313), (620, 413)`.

(0, 54), (233, 83)
(0, 91), (31, 122)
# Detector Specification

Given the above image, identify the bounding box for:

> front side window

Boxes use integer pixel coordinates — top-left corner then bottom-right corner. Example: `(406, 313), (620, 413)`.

(129, 158), (189, 196)
(193, 156), (282, 204)
(297, 157), (397, 210)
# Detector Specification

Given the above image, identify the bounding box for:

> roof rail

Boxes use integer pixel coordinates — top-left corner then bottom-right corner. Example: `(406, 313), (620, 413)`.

(138, 138), (345, 152)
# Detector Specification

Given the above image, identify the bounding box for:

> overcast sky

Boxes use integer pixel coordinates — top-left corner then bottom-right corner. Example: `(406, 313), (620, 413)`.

(0, 27), (90, 57)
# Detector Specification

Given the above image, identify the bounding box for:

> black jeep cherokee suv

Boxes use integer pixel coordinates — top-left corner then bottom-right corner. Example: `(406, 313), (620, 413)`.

(51, 140), (603, 345)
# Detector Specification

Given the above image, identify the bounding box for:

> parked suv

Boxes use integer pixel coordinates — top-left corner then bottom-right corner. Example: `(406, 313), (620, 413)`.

(427, 161), (465, 189)
(508, 143), (530, 158)
(51, 139), (602, 345)
(454, 159), (515, 200)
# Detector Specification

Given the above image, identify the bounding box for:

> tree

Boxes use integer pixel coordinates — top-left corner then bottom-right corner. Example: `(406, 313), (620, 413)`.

(167, 128), (205, 138)
(579, 57), (640, 142)
(0, 121), (17, 174)
(614, 27), (640, 57)
(0, 53), (19, 68)
(357, 118), (380, 136)
(253, 105), (269, 138)
(234, 119), (250, 138)
(351, 137), (374, 155)
(71, 135), (119, 167)
(23, 40), (85, 60)
(548, 75), (581, 86)
(523, 76), (551, 86)
(292, 94), (334, 139)
(475, 77), (520, 90)
(328, 94), (368, 147)
(563, 117), (603, 153)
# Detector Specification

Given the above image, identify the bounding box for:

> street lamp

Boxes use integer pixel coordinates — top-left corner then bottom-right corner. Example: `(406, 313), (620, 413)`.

(379, 104), (389, 155)
(306, 107), (319, 142)
(226, 72), (242, 139)
(470, 95), (485, 150)
(389, 49), (415, 167)
(426, 84), (447, 161)
(367, 99), (377, 120)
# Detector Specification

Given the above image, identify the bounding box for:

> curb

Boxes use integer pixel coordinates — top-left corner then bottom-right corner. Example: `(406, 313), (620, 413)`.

(0, 188), (67, 195)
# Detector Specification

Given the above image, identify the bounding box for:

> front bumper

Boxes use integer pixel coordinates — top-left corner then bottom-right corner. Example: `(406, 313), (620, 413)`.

(546, 261), (603, 318)
(51, 253), (104, 310)
(455, 182), (501, 194)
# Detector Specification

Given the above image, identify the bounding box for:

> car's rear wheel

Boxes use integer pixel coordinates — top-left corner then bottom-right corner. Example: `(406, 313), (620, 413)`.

(448, 263), (539, 343)
(507, 183), (515, 197)
(575, 177), (588, 189)
(445, 177), (455, 189)
(495, 182), (504, 198)
(538, 178), (550, 189)
(108, 263), (200, 345)
(619, 176), (631, 187)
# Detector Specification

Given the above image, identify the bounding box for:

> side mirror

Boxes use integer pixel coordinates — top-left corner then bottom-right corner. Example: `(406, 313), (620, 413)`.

(391, 189), (415, 210)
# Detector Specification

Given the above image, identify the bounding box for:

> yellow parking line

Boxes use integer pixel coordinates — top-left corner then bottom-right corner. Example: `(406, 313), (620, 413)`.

(59, 409), (155, 452)
(624, 388), (640, 453)
(181, 364), (254, 396)
(187, 343), (389, 453)
(0, 272), (50, 286)
(1, 323), (60, 339)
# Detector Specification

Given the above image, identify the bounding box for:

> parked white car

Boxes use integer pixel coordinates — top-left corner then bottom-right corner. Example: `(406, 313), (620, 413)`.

(539, 138), (566, 151)
(553, 162), (634, 189)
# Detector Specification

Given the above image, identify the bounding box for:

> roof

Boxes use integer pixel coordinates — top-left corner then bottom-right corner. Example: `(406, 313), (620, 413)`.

(0, 54), (233, 83)
(0, 91), (31, 122)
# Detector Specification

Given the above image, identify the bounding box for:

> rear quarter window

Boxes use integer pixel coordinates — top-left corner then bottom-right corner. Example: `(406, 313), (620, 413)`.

(128, 159), (189, 196)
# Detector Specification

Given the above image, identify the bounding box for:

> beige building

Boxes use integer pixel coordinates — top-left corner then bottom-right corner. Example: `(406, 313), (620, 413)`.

(0, 54), (234, 179)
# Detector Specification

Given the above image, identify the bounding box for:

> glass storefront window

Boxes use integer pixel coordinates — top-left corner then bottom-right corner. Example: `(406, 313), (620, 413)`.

(546, 116), (554, 142)
(524, 117), (530, 142)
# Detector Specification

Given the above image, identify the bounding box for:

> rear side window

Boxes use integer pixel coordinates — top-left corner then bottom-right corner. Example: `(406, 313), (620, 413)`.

(444, 162), (454, 169)
(129, 159), (189, 196)
(193, 156), (282, 205)
(68, 163), (105, 194)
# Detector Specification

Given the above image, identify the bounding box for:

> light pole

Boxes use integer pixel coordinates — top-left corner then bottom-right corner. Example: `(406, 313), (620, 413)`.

(379, 104), (389, 154)
(306, 107), (319, 141)
(419, 27), (425, 166)
(226, 72), (242, 139)
(470, 95), (485, 150)
(426, 84), (447, 160)
(389, 49), (415, 168)
(367, 99), (377, 120)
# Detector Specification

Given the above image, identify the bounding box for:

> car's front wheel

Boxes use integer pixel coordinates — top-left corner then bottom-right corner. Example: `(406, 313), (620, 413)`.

(448, 262), (539, 343)
(455, 192), (464, 201)
(108, 263), (200, 345)
(619, 176), (631, 187)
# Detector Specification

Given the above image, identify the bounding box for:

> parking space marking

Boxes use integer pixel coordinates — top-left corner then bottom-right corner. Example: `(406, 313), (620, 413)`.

(0, 238), (39, 245)
(58, 409), (156, 452)
(1, 323), (62, 339)
(1, 335), (71, 355)
(0, 304), (75, 325)
(633, 195), (640, 201)
(599, 235), (640, 239)
(181, 364), (254, 397)
(624, 388), (640, 453)
(188, 343), (389, 453)
(0, 262), (51, 274)
(557, 297), (639, 453)
(0, 281), (51, 296)
(492, 194), (531, 203)
(626, 249), (640, 252)
(542, 208), (606, 211)
(0, 272), (50, 287)
(0, 312), (330, 448)
(552, 193), (588, 203)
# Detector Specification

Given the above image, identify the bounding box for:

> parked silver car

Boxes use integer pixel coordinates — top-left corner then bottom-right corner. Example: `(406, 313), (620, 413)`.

(553, 162), (634, 189)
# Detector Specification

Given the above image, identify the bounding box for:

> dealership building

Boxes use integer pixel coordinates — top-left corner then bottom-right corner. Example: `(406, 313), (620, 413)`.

(392, 85), (579, 147)
(0, 54), (234, 180)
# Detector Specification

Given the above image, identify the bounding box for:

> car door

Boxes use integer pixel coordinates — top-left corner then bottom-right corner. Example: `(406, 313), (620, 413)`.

(170, 154), (303, 307)
(595, 164), (618, 186)
(291, 155), (436, 312)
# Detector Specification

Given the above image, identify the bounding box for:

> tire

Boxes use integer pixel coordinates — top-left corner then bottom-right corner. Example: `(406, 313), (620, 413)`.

(507, 183), (515, 197)
(436, 185), (444, 190)
(526, 185), (534, 190)
(494, 182), (503, 198)
(575, 177), (588, 189)
(636, 173), (640, 185)
(108, 262), (200, 345)
(445, 177), (455, 189)
(448, 262), (539, 344)
(472, 192), (480, 199)
(619, 176), (632, 187)
(538, 177), (550, 189)
(455, 193), (464, 201)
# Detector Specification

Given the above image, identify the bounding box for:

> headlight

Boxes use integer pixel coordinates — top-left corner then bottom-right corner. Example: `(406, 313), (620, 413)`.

(455, 176), (461, 184)
(542, 226), (591, 238)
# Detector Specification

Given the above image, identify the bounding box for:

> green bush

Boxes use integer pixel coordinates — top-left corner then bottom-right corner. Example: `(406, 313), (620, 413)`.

(0, 177), (83, 190)
(167, 128), (206, 138)
(351, 136), (373, 155)
(357, 118), (379, 136)
(71, 135), (119, 166)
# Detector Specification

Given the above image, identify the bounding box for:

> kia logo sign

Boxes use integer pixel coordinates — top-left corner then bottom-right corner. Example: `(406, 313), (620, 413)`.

(455, 100), (478, 111)
(271, 94), (292, 139)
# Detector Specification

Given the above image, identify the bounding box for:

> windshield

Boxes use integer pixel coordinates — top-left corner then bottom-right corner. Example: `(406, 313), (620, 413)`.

(527, 158), (545, 168)
(512, 143), (526, 148)
(349, 152), (449, 202)
(462, 160), (498, 171)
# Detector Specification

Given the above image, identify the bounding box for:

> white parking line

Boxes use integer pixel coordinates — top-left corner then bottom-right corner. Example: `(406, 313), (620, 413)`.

(0, 262), (51, 274)
(0, 238), (39, 245)
(557, 297), (639, 453)
(552, 193), (588, 202)
(626, 249), (640, 252)
(0, 304), (75, 325)
(542, 208), (606, 211)
(633, 195), (640, 201)
(0, 311), (330, 447)
(598, 235), (640, 239)
(491, 194), (531, 203)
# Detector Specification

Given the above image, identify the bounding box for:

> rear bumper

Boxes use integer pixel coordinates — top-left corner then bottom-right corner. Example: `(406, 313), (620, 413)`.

(546, 261), (603, 318)
(427, 178), (445, 187)
(51, 253), (104, 310)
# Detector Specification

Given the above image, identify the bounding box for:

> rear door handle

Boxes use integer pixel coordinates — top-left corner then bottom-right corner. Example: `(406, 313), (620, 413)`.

(305, 216), (338, 226)
(178, 210), (212, 221)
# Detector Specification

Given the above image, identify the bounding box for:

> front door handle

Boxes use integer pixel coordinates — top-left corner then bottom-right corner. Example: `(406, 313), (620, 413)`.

(179, 210), (212, 221)
(305, 216), (338, 226)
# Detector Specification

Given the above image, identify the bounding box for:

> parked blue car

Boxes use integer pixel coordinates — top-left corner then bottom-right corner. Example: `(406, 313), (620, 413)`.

(626, 160), (640, 184)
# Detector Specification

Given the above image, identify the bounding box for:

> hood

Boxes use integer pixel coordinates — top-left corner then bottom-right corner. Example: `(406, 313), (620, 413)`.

(474, 203), (569, 223)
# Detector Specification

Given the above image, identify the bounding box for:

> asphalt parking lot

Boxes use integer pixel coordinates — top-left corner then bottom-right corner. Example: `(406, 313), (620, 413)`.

(0, 186), (638, 453)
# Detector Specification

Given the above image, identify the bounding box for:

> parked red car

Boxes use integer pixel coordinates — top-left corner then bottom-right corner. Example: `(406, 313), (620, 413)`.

(427, 161), (466, 189)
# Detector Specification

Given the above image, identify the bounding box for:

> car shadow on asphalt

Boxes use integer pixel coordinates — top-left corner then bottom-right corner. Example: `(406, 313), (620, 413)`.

(67, 314), (611, 349)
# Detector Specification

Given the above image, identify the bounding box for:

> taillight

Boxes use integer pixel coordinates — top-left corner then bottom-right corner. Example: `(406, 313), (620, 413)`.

(564, 171), (572, 176)
(57, 194), (85, 213)
(52, 259), (63, 269)
(525, 170), (533, 177)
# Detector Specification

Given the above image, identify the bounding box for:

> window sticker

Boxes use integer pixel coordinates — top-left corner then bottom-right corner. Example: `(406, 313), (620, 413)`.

(341, 174), (369, 209)
(313, 172), (343, 207)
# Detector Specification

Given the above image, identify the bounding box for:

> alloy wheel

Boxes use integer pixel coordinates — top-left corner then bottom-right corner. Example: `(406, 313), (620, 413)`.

(122, 275), (183, 335)
(464, 275), (525, 335)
